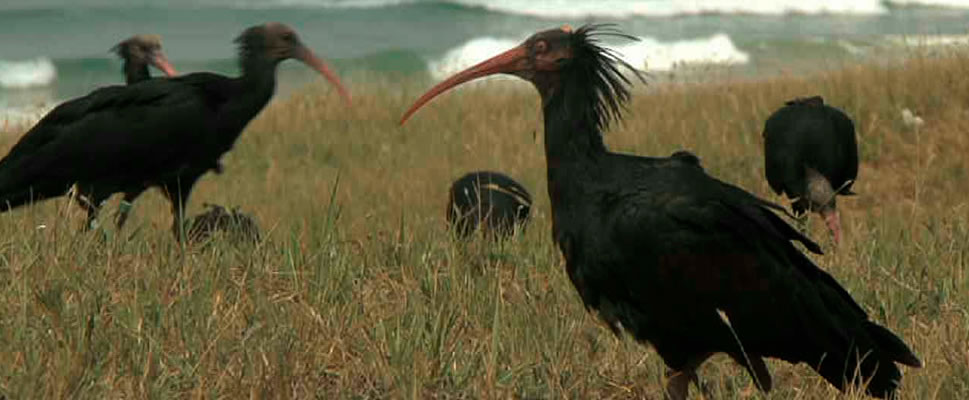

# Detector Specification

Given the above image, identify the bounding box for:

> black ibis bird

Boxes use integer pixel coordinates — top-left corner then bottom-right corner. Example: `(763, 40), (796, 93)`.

(186, 203), (261, 244)
(105, 34), (179, 229)
(401, 25), (919, 399)
(109, 34), (231, 230)
(0, 23), (350, 238)
(113, 34), (177, 84)
(17, 35), (179, 231)
(763, 96), (858, 245)
(447, 171), (532, 239)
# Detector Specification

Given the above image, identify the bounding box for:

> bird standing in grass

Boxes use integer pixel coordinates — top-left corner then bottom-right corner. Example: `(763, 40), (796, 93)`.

(110, 34), (179, 229)
(30, 34), (179, 230)
(447, 171), (532, 239)
(0, 23), (350, 239)
(401, 25), (919, 399)
(763, 95), (859, 245)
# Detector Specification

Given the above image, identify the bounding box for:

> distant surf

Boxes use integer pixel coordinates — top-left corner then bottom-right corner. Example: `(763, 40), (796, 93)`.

(0, 57), (56, 89)
(2, 0), (969, 128)
(5, 0), (969, 15)
(428, 33), (750, 81)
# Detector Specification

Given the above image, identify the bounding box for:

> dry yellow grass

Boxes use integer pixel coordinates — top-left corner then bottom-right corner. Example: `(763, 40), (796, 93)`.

(0, 50), (966, 399)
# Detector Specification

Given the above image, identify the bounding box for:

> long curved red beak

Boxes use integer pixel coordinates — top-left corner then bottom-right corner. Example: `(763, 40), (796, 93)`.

(400, 45), (528, 125)
(150, 50), (177, 77)
(821, 208), (842, 245)
(296, 46), (351, 106)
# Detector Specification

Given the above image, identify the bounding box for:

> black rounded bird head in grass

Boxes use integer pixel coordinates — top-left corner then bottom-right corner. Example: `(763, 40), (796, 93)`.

(763, 95), (859, 245)
(186, 203), (262, 245)
(0, 22), (350, 239)
(402, 25), (920, 399)
(447, 171), (532, 239)
(112, 34), (177, 84)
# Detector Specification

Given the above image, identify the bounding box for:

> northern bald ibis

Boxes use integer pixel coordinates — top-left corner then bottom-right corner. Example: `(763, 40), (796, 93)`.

(113, 34), (177, 84)
(0, 23), (350, 238)
(186, 203), (261, 244)
(763, 96), (858, 245)
(30, 34), (178, 230)
(447, 171), (532, 239)
(98, 34), (180, 229)
(401, 25), (919, 399)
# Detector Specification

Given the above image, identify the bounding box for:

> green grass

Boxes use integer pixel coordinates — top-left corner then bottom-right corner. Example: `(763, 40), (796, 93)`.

(0, 50), (967, 398)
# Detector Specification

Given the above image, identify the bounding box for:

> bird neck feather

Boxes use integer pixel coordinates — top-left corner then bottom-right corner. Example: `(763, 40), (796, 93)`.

(542, 89), (607, 162)
(123, 61), (150, 85)
(539, 24), (642, 165)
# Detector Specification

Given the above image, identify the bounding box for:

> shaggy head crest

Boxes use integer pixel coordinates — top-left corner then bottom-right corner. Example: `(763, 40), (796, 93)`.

(560, 24), (646, 134)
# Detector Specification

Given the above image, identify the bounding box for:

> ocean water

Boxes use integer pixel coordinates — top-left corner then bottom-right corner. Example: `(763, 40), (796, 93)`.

(2, 0), (969, 128)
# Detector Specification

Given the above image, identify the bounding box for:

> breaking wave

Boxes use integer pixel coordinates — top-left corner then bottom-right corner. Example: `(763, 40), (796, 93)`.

(428, 33), (750, 80)
(0, 57), (56, 89)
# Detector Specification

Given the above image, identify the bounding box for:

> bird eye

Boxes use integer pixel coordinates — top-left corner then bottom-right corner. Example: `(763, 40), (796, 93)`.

(534, 40), (548, 54)
(282, 33), (296, 43)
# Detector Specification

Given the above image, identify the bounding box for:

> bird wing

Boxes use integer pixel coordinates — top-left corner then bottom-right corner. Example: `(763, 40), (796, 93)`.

(827, 107), (859, 193)
(579, 163), (873, 371)
(762, 108), (808, 198)
(0, 73), (232, 194)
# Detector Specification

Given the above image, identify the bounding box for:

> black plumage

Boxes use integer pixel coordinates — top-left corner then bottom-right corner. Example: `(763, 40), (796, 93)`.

(402, 25), (919, 399)
(0, 23), (350, 237)
(447, 171), (532, 239)
(109, 34), (223, 230)
(764, 96), (859, 244)
(104, 34), (179, 229)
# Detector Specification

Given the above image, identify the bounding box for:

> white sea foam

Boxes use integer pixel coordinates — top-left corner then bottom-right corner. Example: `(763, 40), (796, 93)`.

(887, 0), (969, 8)
(6, 0), (969, 13)
(885, 34), (969, 47)
(428, 37), (521, 81)
(0, 57), (57, 89)
(228, 0), (417, 8)
(202, 0), (932, 15)
(615, 33), (749, 71)
(455, 0), (890, 17)
(230, 0), (969, 13)
(428, 33), (749, 81)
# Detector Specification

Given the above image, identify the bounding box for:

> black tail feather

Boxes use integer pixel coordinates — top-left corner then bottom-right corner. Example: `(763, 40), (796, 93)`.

(812, 321), (920, 398)
(866, 321), (922, 367)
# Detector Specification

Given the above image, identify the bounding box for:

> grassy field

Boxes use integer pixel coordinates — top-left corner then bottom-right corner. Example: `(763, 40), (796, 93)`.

(0, 49), (967, 399)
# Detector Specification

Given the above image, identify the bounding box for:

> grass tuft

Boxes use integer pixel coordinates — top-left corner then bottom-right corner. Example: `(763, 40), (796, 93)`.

(0, 50), (967, 398)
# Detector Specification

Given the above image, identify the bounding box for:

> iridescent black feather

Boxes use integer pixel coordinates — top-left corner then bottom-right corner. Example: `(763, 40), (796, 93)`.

(563, 24), (646, 136)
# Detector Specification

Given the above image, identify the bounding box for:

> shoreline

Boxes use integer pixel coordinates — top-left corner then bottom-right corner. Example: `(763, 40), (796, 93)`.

(1, 44), (965, 135)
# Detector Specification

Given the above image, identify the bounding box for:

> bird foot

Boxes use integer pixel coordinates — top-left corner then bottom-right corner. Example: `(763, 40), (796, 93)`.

(118, 200), (133, 215)
(83, 218), (112, 242)
(115, 201), (134, 228)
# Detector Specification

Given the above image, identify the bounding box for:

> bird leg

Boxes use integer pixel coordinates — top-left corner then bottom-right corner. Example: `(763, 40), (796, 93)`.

(73, 192), (104, 231)
(169, 195), (188, 242)
(664, 368), (699, 400)
(664, 352), (713, 400)
(115, 200), (134, 228)
(115, 188), (147, 229)
(162, 178), (198, 242)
